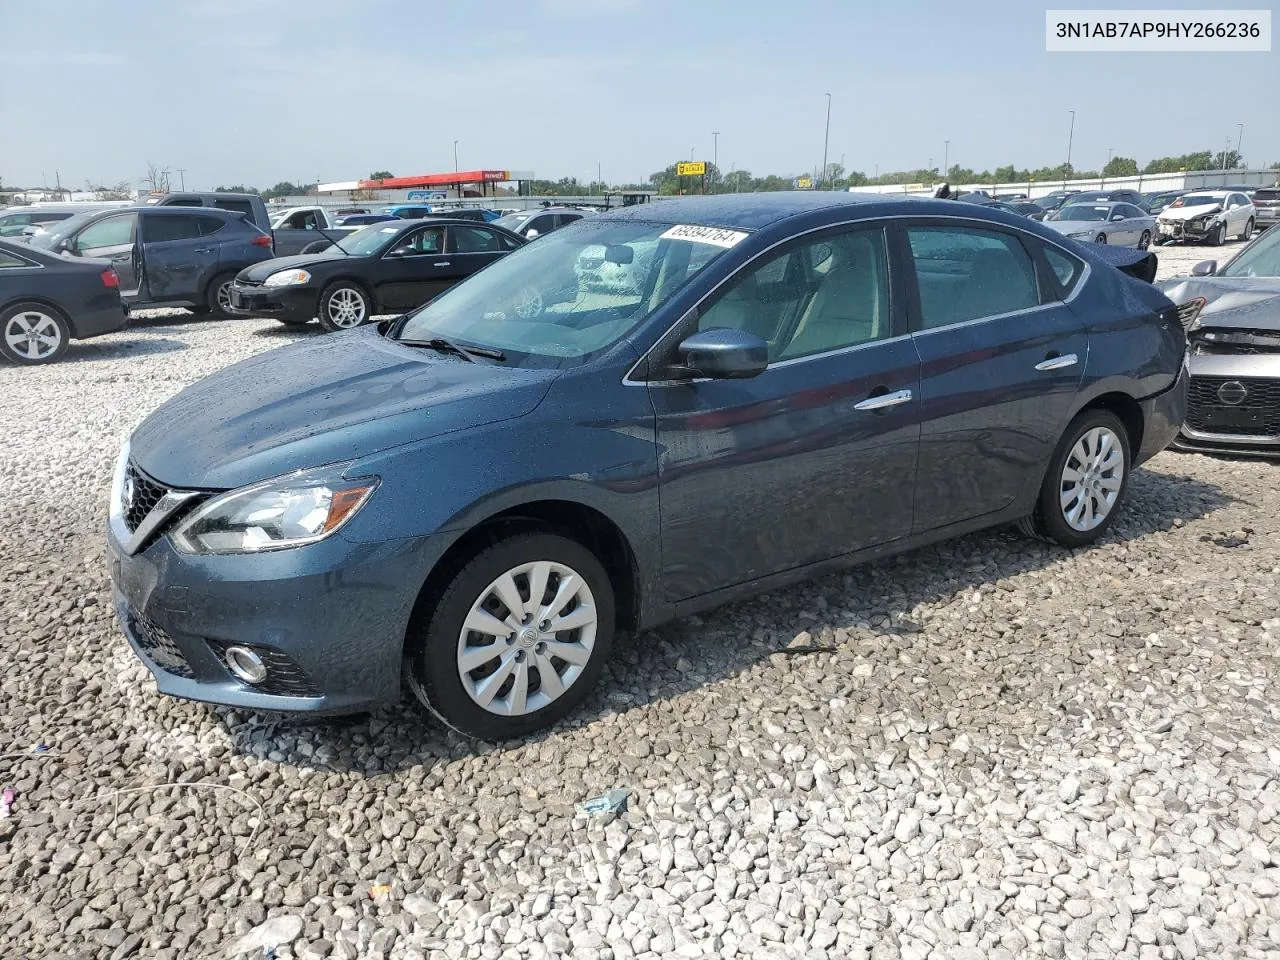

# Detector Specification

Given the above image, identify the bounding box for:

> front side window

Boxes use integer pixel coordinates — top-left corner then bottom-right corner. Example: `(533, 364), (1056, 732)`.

(76, 213), (138, 251)
(906, 226), (1038, 329)
(395, 220), (733, 363)
(695, 227), (891, 362)
(1221, 224), (1280, 278)
(395, 226), (445, 255)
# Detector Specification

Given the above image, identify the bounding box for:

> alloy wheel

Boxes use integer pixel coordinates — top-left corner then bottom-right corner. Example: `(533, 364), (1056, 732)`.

(3, 309), (63, 361)
(325, 287), (367, 328)
(1060, 426), (1124, 532)
(216, 281), (234, 313)
(456, 560), (598, 717)
(1138, 230), (1151, 250)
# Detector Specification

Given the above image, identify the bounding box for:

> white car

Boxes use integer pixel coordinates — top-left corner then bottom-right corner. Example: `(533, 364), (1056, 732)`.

(1156, 190), (1256, 246)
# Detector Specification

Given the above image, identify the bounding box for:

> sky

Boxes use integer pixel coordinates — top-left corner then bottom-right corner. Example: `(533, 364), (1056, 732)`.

(2, 0), (1277, 191)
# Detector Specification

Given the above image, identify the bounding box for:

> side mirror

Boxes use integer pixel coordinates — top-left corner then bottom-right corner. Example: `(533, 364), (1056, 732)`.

(1191, 260), (1217, 276)
(57, 238), (74, 253)
(388, 245), (414, 257)
(524, 229), (539, 239)
(675, 327), (768, 380)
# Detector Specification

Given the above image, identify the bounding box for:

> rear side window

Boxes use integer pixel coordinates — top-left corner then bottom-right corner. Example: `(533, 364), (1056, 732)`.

(165, 198), (204, 207)
(906, 226), (1039, 329)
(556, 213), (583, 228)
(449, 227), (500, 253)
(213, 198), (254, 216)
(144, 214), (206, 243)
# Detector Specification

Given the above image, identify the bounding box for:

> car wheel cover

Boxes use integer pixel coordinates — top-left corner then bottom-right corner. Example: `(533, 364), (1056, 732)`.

(4, 310), (62, 360)
(456, 560), (597, 717)
(216, 281), (234, 312)
(326, 287), (366, 328)
(1139, 231), (1150, 250)
(1060, 426), (1124, 532)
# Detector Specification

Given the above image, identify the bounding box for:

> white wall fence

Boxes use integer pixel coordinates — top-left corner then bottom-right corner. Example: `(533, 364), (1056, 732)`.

(848, 167), (1280, 200)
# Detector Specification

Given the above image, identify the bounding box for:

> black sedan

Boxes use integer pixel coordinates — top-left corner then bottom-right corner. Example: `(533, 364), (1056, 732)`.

(0, 238), (127, 365)
(229, 219), (525, 331)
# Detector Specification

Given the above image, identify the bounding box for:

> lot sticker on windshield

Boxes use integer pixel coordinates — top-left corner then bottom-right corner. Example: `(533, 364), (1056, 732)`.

(660, 224), (749, 248)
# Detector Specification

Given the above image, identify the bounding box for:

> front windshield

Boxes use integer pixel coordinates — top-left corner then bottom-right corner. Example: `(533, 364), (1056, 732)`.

(334, 224), (402, 255)
(1170, 195), (1221, 209)
(396, 219), (734, 363)
(1220, 226), (1280, 278)
(26, 212), (95, 250)
(1057, 205), (1112, 222)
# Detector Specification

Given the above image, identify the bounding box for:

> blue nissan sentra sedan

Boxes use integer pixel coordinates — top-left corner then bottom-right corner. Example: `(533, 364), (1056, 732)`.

(108, 193), (1188, 739)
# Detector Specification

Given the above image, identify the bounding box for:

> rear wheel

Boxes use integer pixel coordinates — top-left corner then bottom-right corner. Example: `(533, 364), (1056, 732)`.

(1138, 230), (1151, 250)
(317, 281), (371, 332)
(0, 302), (70, 365)
(405, 532), (615, 740)
(205, 272), (238, 319)
(1094, 233), (1107, 244)
(1018, 409), (1130, 548)
(1240, 218), (1254, 242)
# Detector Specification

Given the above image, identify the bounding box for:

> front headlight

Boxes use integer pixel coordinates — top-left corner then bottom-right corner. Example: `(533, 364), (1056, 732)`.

(262, 269), (311, 288)
(172, 474), (379, 555)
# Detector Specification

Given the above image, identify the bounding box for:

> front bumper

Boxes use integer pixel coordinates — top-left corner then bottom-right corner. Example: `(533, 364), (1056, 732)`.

(1157, 220), (1215, 242)
(1169, 352), (1280, 459)
(1134, 359), (1189, 466)
(107, 507), (441, 713)
(228, 281), (317, 322)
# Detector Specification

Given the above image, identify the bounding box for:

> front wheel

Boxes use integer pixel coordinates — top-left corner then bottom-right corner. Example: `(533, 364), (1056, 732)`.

(405, 532), (615, 740)
(317, 281), (371, 332)
(1138, 230), (1151, 250)
(1209, 222), (1225, 246)
(1018, 409), (1130, 548)
(0, 302), (70, 365)
(1240, 218), (1254, 242)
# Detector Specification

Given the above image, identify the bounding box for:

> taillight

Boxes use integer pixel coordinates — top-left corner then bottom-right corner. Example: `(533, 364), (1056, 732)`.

(252, 234), (273, 248)
(101, 269), (119, 289)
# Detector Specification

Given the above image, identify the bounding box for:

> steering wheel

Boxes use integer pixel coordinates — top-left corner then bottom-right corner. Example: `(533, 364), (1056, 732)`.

(512, 285), (544, 319)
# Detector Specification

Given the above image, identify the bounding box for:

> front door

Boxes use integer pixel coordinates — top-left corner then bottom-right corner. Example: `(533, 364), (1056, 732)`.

(376, 224), (450, 310)
(901, 221), (1088, 531)
(73, 212), (142, 299)
(650, 224), (921, 601)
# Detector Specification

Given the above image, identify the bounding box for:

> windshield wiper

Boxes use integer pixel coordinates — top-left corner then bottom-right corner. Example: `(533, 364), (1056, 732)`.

(397, 337), (506, 362)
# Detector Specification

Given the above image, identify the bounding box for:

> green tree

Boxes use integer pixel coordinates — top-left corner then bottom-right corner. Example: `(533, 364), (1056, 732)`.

(214, 184), (259, 194)
(1212, 149), (1243, 170)
(1102, 156), (1139, 178)
(1143, 152), (1214, 174)
(259, 182), (300, 200)
(369, 170), (394, 181)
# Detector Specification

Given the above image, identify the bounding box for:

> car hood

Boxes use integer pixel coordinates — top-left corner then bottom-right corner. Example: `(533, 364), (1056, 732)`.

(1045, 219), (1104, 233)
(130, 329), (559, 489)
(1157, 276), (1280, 331)
(238, 252), (358, 281)
(1158, 203), (1222, 221)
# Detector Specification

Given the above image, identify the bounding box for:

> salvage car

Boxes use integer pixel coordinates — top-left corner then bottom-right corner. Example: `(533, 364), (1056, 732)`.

(108, 193), (1187, 738)
(228, 218), (524, 331)
(28, 207), (274, 318)
(1160, 222), (1280, 458)
(1044, 201), (1155, 248)
(0, 238), (127, 365)
(1156, 190), (1256, 246)
(493, 208), (585, 240)
(1251, 187), (1280, 230)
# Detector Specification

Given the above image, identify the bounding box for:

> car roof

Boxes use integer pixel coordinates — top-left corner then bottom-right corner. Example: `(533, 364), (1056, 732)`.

(591, 192), (900, 230)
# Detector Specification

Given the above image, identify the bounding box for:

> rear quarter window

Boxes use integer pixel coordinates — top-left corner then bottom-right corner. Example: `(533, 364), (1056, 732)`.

(0, 250), (33, 268)
(1043, 245), (1086, 297)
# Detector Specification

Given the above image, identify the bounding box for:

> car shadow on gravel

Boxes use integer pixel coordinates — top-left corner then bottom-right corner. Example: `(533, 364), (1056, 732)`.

(66, 338), (188, 362)
(209, 465), (1233, 775)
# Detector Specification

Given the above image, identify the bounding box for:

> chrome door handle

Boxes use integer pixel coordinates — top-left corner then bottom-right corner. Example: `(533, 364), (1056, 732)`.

(853, 389), (913, 411)
(193, 247), (215, 254)
(1035, 353), (1078, 371)
(433, 261), (451, 267)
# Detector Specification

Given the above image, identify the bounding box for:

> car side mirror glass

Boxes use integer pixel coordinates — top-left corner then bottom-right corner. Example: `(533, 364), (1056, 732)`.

(1111, 213), (1125, 221)
(675, 327), (769, 380)
(1191, 260), (1217, 276)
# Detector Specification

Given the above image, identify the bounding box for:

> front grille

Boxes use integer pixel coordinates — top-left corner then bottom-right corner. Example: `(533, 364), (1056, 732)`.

(129, 611), (195, 678)
(1186, 376), (1280, 437)
(205, 639), (320, 697)
(123, 461), (169, 532)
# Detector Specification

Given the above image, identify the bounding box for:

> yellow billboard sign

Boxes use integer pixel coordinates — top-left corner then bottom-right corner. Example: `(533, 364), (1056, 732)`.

(795, 176), (813, 190)
(677, 161), (706, 177)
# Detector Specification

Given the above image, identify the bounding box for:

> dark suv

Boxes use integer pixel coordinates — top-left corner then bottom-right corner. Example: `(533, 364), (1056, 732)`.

(28, 207), (274, 317)
(151, 192), (273, 236)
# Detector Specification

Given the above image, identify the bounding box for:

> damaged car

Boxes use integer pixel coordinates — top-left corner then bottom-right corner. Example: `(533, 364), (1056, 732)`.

(1156, 190), (1256, 246)
(1160, 222), (1280, 458)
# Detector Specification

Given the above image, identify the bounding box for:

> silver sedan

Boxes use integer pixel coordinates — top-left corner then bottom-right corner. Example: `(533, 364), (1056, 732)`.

(1045, 201), (1156, 249)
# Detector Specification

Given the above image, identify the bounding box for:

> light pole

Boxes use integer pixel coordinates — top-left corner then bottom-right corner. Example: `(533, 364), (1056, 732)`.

(453, 141), (459, 173)
(822, 93), (832, 189)
(1065, 110), (1075, 188)
(943, 140), (949, 179)
(712, 132), (719, 193)
(176, 168), (187, 191)
(1223, 137), (1231, 170)
(1236, 122), (1244, 165)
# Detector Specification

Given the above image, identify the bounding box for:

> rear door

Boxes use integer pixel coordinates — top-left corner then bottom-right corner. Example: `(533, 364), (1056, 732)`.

(445, 225), (506, 287)
(73, 212), (142, 299)
(375, 223), (449, 310)
(901, 220), (1088, 531)
(139, 212), (216, 302)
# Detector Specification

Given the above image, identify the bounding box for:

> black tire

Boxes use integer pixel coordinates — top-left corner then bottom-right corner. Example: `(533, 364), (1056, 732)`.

(1209, 222), (1225, 247)
(1240, 218), (1254, 242)
(1138, 230), (1151, 250)
(300, 239), (333, 255)
(0, 301), (71, 365)
(1094, 233), (1107, 244)
(1018, 409), (1131, 548)
(405, 532), (616, 740)
(316, 281), (372, 333)
(205, 271), (239, 319)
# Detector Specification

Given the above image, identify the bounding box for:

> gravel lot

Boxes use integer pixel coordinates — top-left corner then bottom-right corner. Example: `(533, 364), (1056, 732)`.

(1, 237), (1277, 960)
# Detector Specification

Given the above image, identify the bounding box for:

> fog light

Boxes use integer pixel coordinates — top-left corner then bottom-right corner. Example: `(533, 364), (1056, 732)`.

(224, 645), (268, 684)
